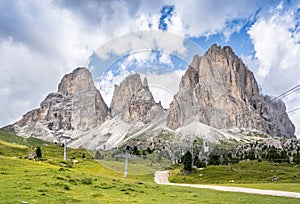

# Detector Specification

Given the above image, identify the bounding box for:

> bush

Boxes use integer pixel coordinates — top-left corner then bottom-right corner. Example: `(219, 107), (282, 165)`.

(195, 160), (206, 168)
(133, 146), (140, 155)
(208, 154), (220, 165)
(266, 148), (281, 163)
(64, 185), (70, 190)
(81, 178), (93, 185)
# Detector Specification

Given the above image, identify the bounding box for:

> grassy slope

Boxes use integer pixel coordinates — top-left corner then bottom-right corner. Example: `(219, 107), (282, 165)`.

(169, 161), (300, 193)
(0, 130), (299, 203)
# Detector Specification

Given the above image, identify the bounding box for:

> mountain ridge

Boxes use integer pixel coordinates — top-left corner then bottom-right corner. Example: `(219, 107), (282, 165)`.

(3, 44), (296, 149)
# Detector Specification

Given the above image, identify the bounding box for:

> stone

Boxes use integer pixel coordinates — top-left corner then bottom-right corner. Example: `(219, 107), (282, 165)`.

(111, 73), (164, 123)
(167, 44), (295, 138)
(11, 68), (108, 141)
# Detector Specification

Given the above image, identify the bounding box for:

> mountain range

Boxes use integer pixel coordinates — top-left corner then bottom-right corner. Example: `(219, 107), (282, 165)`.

(3, 44), (295, 150)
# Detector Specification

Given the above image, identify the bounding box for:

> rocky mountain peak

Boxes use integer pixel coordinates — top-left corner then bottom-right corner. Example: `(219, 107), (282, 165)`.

(167, 44), (295, 138)
(207, 44), (233, 56)
(205, 44), (241, 71)
(12, 67), (108, 140)
(111, 73), (143, 116)
(58, 67), (95, 95)
(143, 77), (149, 91)
(111, 73), (163, 123)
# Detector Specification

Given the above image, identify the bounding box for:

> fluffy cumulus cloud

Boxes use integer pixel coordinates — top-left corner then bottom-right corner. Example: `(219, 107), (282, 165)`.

(247, 2), (300, 136)
(166, 0), (263, 38)
(248, 2), (300, 93)
(94, 30), (188, 61)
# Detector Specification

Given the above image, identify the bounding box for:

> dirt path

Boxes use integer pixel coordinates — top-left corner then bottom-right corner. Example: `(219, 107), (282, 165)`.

(154, 171), (300, 198)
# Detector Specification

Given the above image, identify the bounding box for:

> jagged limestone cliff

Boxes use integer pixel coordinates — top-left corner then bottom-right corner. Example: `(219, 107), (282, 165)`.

(111, 73), (164, 123)
(167, 44), (295, 137)
(12, 68), (108, 140)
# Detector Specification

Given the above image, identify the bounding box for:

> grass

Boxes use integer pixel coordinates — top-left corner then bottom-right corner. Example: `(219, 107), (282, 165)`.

(0, 130), (300, 203)
(99, 160), (156, 175)
(0, 129), (51, 147)
(1, 156), (299, 204)
(170, 161), (300, 184)
(169, 161), (300, 193)
(97, 152), (172, 175)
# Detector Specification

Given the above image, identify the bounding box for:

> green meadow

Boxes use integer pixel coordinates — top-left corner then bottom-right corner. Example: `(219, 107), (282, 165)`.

(0, 130), (299, 203)
(169, 159), (300, 193)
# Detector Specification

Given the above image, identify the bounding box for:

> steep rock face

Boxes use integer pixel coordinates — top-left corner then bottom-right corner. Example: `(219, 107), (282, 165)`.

(14, 68), (108, 135)
(262, 96), (295, 137)
(111, 73), (164, 123)
(167, 44), (295, 137)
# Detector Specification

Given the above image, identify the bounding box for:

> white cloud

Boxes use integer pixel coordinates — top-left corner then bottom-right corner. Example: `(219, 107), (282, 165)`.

(129, 51), (156, 67)
(0, 39), (62, 125)
(168, 0), (261, 38)
(142, 70), (186, 108)
(95, 30), (187, 61)
(92, 0), (263, 63)
(248, 2), (300, 137)
(248, 3), (300, 92)
(159, 53), (173, 67)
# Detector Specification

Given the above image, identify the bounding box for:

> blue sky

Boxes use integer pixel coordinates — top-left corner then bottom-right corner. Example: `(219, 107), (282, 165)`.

(0, 0), (300, 137)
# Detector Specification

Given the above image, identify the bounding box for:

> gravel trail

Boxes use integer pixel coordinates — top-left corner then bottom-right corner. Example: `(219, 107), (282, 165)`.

(154, 171), (300, 198)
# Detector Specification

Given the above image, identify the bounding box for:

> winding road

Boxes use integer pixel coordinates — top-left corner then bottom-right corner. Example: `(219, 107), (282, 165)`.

(154, 171), (300, 198)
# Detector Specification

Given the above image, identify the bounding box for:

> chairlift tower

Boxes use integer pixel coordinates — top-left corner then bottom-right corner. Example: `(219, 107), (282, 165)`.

(60, 134), (72, 160)
(203, 140), (209, 153)
(114, 151), (136, 177)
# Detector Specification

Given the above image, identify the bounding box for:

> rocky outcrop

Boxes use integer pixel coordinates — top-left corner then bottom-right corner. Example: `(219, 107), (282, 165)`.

(167, 44), (295, 138)
(111, 73), (164, 123)
(14, 68), (108, 136)
(262, 96), (295, 137)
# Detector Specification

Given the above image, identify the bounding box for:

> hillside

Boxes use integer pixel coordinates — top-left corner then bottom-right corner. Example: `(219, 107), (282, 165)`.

(1, 130), (299, 203)
(169, 161), (300, 186)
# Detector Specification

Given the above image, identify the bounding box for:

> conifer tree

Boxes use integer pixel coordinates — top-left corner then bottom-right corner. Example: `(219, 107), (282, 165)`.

(182, 151), (192, 171)
(36, 147), (42, 158)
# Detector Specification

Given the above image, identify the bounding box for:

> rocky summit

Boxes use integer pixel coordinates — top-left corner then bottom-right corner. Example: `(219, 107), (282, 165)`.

(11, 68), (108, 141)
(4, 44), (295, 148)
(111, 73), (164, 123)
(167, 44), (295, 137)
